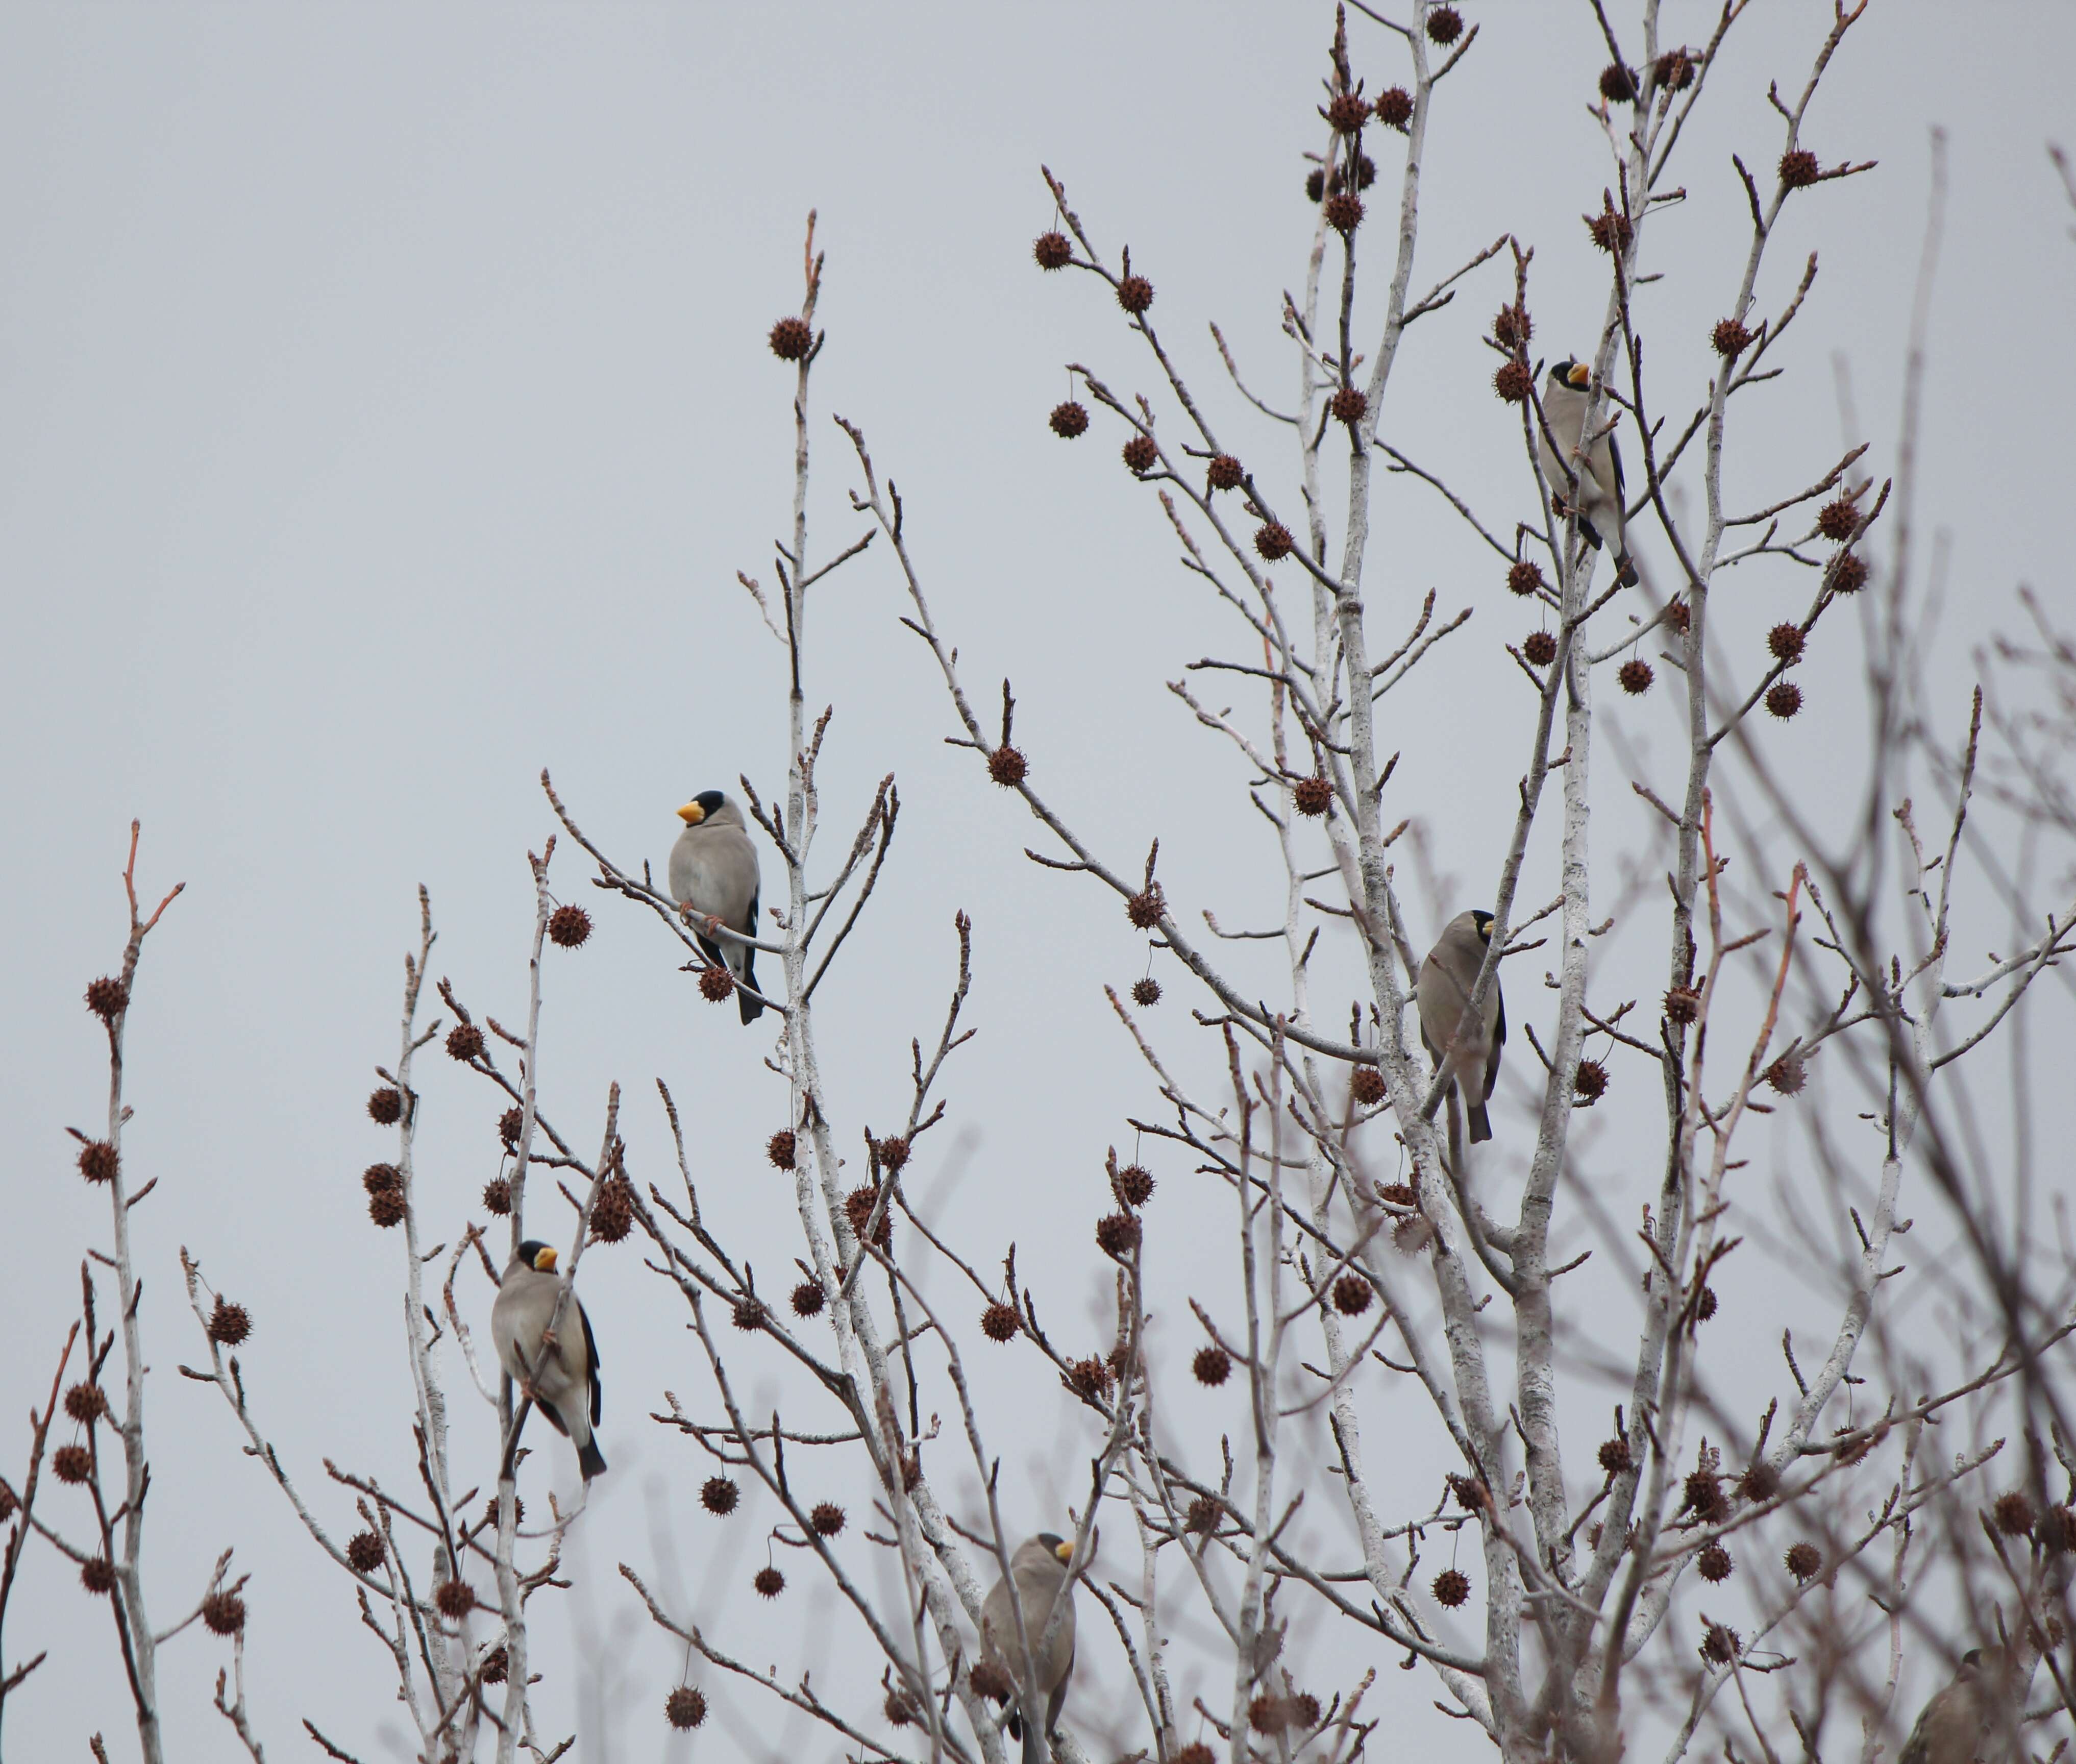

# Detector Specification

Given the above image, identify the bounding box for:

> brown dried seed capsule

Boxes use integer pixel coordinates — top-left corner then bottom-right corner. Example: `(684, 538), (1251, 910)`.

(1068, 1356), (1113, 1399)
(1116, 274), (1154, 315)
(548, 904), (591, 948)
(499, 1106), (523, 1148)
(980, 1301), (1020, 1341)
(1293, 774), (1332, 817)
(482, 1177), (512, 1216)
(1768, 622), (1806, 664)
(78, 1139), (118, 1184)
(971, 1660), (1015, 1703)
(1599, 62), (1638, 103)
(701, 1476), (739, 1515)
(1830, 550), (1868, 593)
(790, 1279), (825, 1317)
(1765, 1051), (1808, 1095)
(363, 1162), (402, 1196)
(1425, 4), (1463, 44)
(53, 1444), (92, 1484)
(85, 977), (128, 1020)
(1032, 231), (1073, 271)
(1493, 359), (1534, 404)
(1683, 1471), (1726, 1523)
(1254, 521), (1296, 561)
(1994, 1490), (2037, 1536)
(1784, 1540), (1821, 1582)
(666, 1685), (708, 1729)
(768, 316), (813, 360)
(2037, 1505), (2076, 1551)
(1664, 986), (1701, 1025)
(1766, 681), (1803, 720)
(1126, 885), (1164, 929)
(1618, 658), (1654, 696)
(446, 1022), (484, 1062)
(435, 1579), (475, 1619)
(1305, 167), (1327, 203)
(1697, 1543), (1733, 1583)
(1122, 434), (1158, 475)
(589, 1174), (634, 1243)
(1711, 318), (1753, 358)
(1598, 1437), (1633, 1476)
(1095, 1211), (1141, 1257)
(1655, 48), (1695, 90)
(1206, 453), (1243, 491)
(1507, 559), (1545, 597)
(368, 1087), (403, 1125)
(1492, 303), (1531, 350)
(1778, 148), (1820, 189)
(1694, 1286), (1718, 1321)
(1379, 1181), (1416, 1207)
(1738, 1460), (1780, 1503)
(1192, 1345), (1232, 1387)
(1374, 85), (1413, 129)
(987, 744), (1028, 787)
(1701, 1623), (1740, 1665)
(1048, 400), (1089, 439)
(1248, 1695), (1288, 1735)
(1449, 1474), (1490, 1512)
(81, 1557), (116, 1596)
(1130, 976), (1161, 1007)
(1816, 497), (1858, 542)
(875, 1135), (910, 1174)
(809, 1501), (846, 1537)
(1523, 630), (1558, 667)
(885, 1688), (920, 1727)
(731, 1296), (766, 1332)
(481, 1495), (525, 1530)
(1289, 1693), (1322, 1729)
(1174, 1746), (1216, 1764)
(767, 1129), (797, 1170)
(698, 964), (735, 1003)
(754, 1566), (785, 1598)
(1324, 191), (1365, 234)
(347, 1530), (386, 1574)
(1393, 1214), (1434, 1254)
(1332, 1273), (1373, 1316)
(1325, 91), (1371, 133)
(1664, 598), (1691, 633)
(1431, 1567), (1471, 1608)
(480, 1645), (509, 1684)
(368, 1188), (406, 1228)
(64, 1384), (108, 1425)
(1351, 1066), (1387, 1107)
(203, 1590), (247, 1635)
(1114, 1163), (1155, 1207)
(1330, 385), (1368, 426)
(1184, 1494), (1220, 1535)
(846, 1184), (892, 1248)
(1587, 206), (1634, 254)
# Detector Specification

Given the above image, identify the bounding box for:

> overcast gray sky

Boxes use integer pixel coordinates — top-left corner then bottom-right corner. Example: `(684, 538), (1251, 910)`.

(3, 3), (2072, 1758)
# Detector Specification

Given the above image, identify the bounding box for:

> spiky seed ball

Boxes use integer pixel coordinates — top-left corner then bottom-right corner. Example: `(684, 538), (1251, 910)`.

(1766, 681), (1803, 721)
(1778, 149), (1820, 189)
(1523, 630), (1558, 667)
(1588, 207), (1634, 254)
(446, 1023), (484, 1062)
(482, 1177), (512, 1216)
(1493, 359), (1534, 404)
(1330, 386), (1368, 426)
(987, 744), (1028, 787)
(78, 1139), (118, 1184)
(1254, 521), (1296, 562)
(1696, 1543), (1733, 1584)
(1130, 976), (1162, 1007)
(363, 1162), (402, 1196)
(981, 1301), (1020, 1341)
(1175, 1745), (1216, 1764)
(1508, 559), (1545, 597)
(1994, 1490), (2037, 1536)
(1325, 91), (1371, 133)
(1394, 1214), (1435, 1254)
(1449, 1474), (1490, 1513)
(846, 1184), (892, 1248)
(435, 1579), (475, 1619)
(1768, 623), (1806, 665)
(1351, 1066), (1387, 1106)
(1695, 1287), (1718, 1321)
(754, 1566), (785, 1599)
(1784, 1540), (1821, 1582)
(1426, 5), (1463, 44)
(1431, 1567), (1471, 1608)
(790, 1279), (825, 1317)
(1305, 167), (1327, 203)
(1492, 303), (1531, 350)
(589, 1174), (634, 1243)
(499, 1107), (523, 1148)
(971, 1660), (1015, 1703)
(1126, 886), (1164, 929)
(347, 1530), (385, 1574)
(1834, 1428), (1875, 1466)
(699, 964), (735, 1003)
(1114, 1163), (1155, 1207)
(1600, 63), (1638, 103)
(81, 1557), (116, 1596)
(1380, 1181), (1416, 1208)
(1664, 986), (1701, 1025)
(1665, 598), (1692, 634)
(1292, 774), (1332, 818)
(2038, 1505), (2076, 1552)
(1683, 1471), (1726, 1523)
(1618, 658), (1654, 696)
(700, 1476), (738, 1516)
(1739, 1460), (1780, 1503)
(1123, 434), (1158, 476)
(1289, 1693), (1322, 1729)
(480, 1645), (509, 1684)
(885, 1688), (919, 1727)
(1655, 48), (1695, 90)
(203, 1590), (247, 1635)
(1033, 231), (1073, 271)
(731, 1296), (766, 1333)
(1711, 318), (1753, 358)
(368, 1087), (403, 1125)
(85, 977), (128, 1020)
(1332, 1273), (1373, 1316)
(368, 1188), (406, 1228)
(1192, 1345), (1232, 1387)
(547, 904), (591, 949)
(1598, 1437), (1634, 1476)
(1095, 1210), (1142, 1259)
(64, 1384), (108, 1426)
(1069, 1356), (1113, 1399)
(767, 1129), (797, 1171)
(1184, 1494), (1220, 1535)
(1375, 85), (1413, 129)
(767, 316), (815, 361)
(1765, 1051), (1808, 1095)
(481, 1496), (525, 1529)
(875, 1135), (911, 1174)
(53, 1444), (92, 1484)
(1324, 192), (1365, 234)
(1248, 1695), (1288, 1735)
(666, 1685), (709, 1729)
(809, 1501), (846, 1538)
(1830, 551), (1868, 594)
(1816, 498), (1858, 542)
(1205, 453), (1244, 492)
(1117, 274), (1154, 315)
(1049, 401), (1089, 439)
(1701, 1623), (1740, 1665)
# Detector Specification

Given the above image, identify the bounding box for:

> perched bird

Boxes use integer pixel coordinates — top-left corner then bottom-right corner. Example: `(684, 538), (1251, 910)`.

(980, 1534), (1077, 1764)
(1417, 910), (1507, 1145)
(1899, 1647), (2011, 1764)
(668, 790), (764, 1025)
(1538, 359), (1639, 586)
(491, 1240), (606, 1480)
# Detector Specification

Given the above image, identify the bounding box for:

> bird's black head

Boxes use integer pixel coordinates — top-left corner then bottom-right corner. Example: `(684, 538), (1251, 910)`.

(1472, 910), (1495, 942)
(516, 1240), (558, 1274)
(1961, 1648), (1982, 1669)
(1035, 1531), (1073, 1563)
(676, 789), (726, 826)
(1549, 358), (1592, 390)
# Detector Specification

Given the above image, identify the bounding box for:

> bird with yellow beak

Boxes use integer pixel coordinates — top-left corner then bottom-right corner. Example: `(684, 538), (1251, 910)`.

(1538, 358), (1639, 586)
(668, 790), (764, 1025)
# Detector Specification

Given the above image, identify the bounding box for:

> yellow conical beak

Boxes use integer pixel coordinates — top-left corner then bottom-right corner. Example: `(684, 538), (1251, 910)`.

(677, 801), (706, 825)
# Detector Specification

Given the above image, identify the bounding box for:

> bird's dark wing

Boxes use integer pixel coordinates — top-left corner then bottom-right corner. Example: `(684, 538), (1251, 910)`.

(580, 1300), (603, 1425)
(1610, 430), (1628, 504)
(1486, 986), (1507, 1098)
(694, 931), (724, 969)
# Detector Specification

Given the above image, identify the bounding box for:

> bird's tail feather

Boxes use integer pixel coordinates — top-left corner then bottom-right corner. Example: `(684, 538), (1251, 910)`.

(1467, 1101), (1492, 1144)
(579, 1436), (607, 1480)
